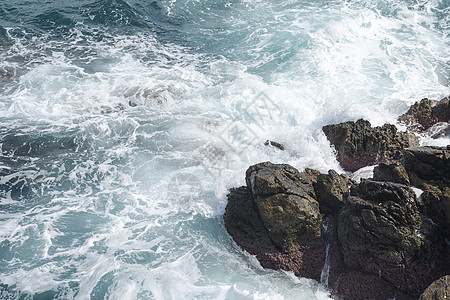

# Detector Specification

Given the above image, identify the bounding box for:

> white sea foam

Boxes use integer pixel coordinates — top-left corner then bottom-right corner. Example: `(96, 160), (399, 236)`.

(0, 0), (448, 299)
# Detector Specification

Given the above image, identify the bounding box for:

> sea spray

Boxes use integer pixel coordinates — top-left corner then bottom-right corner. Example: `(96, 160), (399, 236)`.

(0, 0), (448, 298)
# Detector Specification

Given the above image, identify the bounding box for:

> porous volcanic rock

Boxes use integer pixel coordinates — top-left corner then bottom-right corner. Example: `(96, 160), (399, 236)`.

(420, 275), (450, 300)
(373, 162), (410, 185)
(338, 180), (423, 266)
(225, 146), (450, 299)
(314, 170), (354, 215)
(225, 162), (325, 280)
(399, 97), (450, 131)
(322, 119), (417, 172)
(402, 146), (450, 187)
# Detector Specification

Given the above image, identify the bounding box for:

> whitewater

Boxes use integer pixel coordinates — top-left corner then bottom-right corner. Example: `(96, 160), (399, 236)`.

(0, 0), (448, 299)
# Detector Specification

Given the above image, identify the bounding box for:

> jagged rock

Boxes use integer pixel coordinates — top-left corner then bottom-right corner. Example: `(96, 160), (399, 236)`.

(421, 185), (450, 239)
(420, 275), (450, 300)
(338, 180), (422, 265)
(245, 162), (322, 250)
(225, 162), (325, 280)
(225, 160), (449, 300)
(322, 119), (417, 172)
(337, 180), (449, 297)
(334, 272), (411, 300)
(245, 162), (316, 201)
(399, 97), (450, 131)
(373, 162), (410, 185)
(403, 146), (450, 187)
(315, 170), (353, 215)
(264, 140), (285, 150)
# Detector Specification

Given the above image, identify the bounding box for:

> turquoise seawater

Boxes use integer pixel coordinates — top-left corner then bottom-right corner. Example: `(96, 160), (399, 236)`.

(0, 0), (449, 299)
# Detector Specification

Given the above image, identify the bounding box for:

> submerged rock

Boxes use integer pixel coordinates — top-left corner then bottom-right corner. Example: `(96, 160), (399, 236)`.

(264, 140), (285, 150)
(322, 119), (417, 172)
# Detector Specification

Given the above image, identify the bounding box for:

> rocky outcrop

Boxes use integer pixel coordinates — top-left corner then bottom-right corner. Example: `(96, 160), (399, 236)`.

(373, 162), (410, 185)
(225, 162), (325, 280)
(403, 146), (450, 187)
(226, 96), (450, 299)
(334, 180), (449, 298)
(399, 97), (450, 132)
(314, 170), (354, 215)
(420, 275), (450, 300)
(322, 119), (418, 172)
(225, 147), (449, 299)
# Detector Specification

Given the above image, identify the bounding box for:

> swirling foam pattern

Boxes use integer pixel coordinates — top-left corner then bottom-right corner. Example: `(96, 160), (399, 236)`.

(0, 0), (448, 299)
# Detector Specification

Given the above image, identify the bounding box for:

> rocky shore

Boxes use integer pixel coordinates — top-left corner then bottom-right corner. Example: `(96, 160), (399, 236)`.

(224, 96), (450, 299)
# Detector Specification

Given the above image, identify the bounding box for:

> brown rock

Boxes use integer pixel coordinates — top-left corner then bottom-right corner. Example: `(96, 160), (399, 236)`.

(373, 162), (410, 185)
(403, 146), (450, 187)
(224, 163), (326, 280)
(399, 97), (450, 131)
(420, 275), (450, 300)
(315, 170), (354, 215)
(322, 119), (417, 172)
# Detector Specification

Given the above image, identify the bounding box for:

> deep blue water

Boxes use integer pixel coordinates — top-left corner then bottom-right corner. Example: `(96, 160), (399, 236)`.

(0, 0), (449, 299)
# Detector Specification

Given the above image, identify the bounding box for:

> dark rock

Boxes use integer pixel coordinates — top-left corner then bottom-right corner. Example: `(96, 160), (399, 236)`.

(321, 215), (346, 291)
(264, 140), (285, 150)
(315, 170), (353, 215)
(225, 161), (450, 300)
(245, 162), (316, 200)
(373, 162), (410, 185)
(334, 271), (411, 300)
(255, 193), (322, 250)
(224, 163), (325, 280)
(420, 275), (450, 300)
(337, 180), (449, 297)
(339, 180), (422, 265)
(399, 97), (450, 131)
(245, 162), (322, 250)
(421, 185), (450, 239)
(322, 119), (418, 172)
(403, 146), (450, 187)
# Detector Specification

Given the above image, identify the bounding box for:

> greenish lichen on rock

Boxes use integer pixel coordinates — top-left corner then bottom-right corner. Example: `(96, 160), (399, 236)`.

(245, 162), (322, 250)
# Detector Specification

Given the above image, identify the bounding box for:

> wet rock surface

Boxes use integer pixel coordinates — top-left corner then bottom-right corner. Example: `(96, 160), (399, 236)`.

(403, 146), (450, 187)
(420, 275), (450, 300)
(322, 119), (418, 172)
(226, 98), (450, 299)
(225, 148), (449, 299)
(399, 97), (450, 132)
(225, 162), (325, 280)
(314, 170), (353, 215)
(373, 162), (410, 185)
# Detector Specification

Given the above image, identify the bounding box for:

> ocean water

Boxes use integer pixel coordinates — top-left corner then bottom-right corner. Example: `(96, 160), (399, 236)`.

(0, 0), (448, 299)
